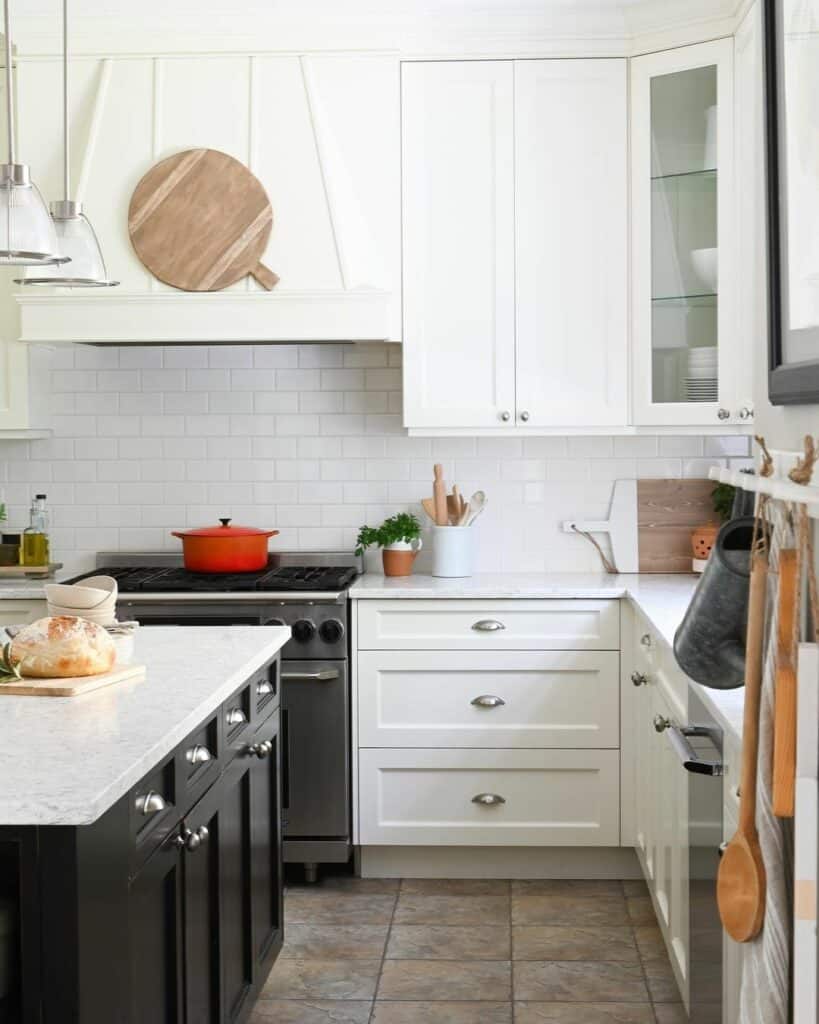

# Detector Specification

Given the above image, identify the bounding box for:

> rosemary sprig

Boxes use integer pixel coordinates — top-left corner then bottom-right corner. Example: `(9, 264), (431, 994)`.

(0, 641), (22, 683)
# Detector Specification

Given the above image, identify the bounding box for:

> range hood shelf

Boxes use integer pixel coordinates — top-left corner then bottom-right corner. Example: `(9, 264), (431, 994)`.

(16, 287), (395, 344)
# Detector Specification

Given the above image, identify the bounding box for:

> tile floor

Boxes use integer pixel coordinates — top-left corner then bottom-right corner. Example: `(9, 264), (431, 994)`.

(250, 875), (688, 1023)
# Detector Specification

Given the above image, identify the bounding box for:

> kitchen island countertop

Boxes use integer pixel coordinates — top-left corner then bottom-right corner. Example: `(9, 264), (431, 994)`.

(0, 625), (290, 826)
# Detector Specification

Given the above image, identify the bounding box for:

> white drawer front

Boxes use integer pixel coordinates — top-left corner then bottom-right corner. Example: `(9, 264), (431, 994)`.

(358, 650), (620, 748)
(357, 599), (620, 651)
(359, 748), (620, 846)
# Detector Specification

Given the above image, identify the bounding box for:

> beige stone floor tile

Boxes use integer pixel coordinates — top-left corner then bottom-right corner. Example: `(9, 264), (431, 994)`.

(249, 999), (373, 1023)
(653, 1004), (689, 1023)
(261, 959), (381, 1001)
(371, 1001), (512, 1023)
(400, 878), (510, 896)
(513, 961), (649, 1003)
(287, 875), (400, 895)
(643, 958), (682, 1002)
(284, 891), (396, 925)
(512, 925), (638, 962)
(377, 959), (512, 1001)
(281, 923), (389, 960)
(512, 880), (625, 899)
(514, 1003), (656, 1023)
(386, 924), (511, 960)
(512, 893), (630, 928)
(392, 893), (509, 926)
(632, 924), (667, 962)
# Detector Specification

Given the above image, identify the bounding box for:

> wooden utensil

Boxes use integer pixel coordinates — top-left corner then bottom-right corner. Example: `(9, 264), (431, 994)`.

(421, 498), (437, 523)
(0, 663), (146, 697)
(448, 486), (466, 525)
(432, 464), (449, 526)
(129, 148), (279, 292)
(717, 549), (768, 942)
(773, 548), (798, 817)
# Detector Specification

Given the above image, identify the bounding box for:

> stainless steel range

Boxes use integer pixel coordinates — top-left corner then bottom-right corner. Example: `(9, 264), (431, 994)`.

(67, 551), (360, 882)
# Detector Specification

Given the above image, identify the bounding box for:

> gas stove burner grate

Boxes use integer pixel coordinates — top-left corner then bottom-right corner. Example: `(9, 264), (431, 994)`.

(65, 564), (359, 594)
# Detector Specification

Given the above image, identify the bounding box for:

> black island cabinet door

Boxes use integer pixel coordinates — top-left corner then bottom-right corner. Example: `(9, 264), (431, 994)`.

(249, 709), (284, 973)
(129, 836), (184, 1024)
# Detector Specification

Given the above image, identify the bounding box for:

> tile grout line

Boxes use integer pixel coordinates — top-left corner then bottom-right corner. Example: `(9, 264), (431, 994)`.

(367, 881), (401, 1022)
(623, 879), (660, 1023)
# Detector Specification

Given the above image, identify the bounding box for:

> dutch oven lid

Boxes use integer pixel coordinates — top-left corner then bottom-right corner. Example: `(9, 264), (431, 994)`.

(173, 518), (278, 539)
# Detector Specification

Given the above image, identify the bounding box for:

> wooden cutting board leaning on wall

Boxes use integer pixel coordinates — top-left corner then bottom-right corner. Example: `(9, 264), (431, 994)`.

(637, 478), (717, 573)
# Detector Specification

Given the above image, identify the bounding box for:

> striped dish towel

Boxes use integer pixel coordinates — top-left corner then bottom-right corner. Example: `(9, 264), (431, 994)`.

(739, 539), (794, 1024)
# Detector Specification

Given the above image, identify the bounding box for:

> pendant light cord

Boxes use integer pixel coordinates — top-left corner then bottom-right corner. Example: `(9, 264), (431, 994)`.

(62, 0), (68, 201)
(3, 0), (15, 165)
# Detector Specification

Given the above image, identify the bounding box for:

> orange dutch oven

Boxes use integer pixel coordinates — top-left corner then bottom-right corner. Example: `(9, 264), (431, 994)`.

(172, 518), (279, 573)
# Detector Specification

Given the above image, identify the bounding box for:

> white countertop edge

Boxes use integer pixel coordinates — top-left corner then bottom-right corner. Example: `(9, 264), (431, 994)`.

(0, 628), (290, 826)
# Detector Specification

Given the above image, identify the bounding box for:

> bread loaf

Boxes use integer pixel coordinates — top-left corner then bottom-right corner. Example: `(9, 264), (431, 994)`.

(11, 616), (116, 678)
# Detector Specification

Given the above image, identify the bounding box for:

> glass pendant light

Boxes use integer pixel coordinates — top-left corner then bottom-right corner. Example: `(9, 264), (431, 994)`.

(16, 0), (117, 286)
(0, 0), (66, 266)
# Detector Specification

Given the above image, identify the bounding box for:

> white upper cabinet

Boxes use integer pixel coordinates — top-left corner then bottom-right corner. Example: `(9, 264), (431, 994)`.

(515, 60), (628, 428)
(631, 39), (750, 428)
(402, 58), (628, 433)
(401, 61), (516, 430)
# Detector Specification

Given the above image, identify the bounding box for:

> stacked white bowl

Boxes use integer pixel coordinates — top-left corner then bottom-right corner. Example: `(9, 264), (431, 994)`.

(44, 576), (118, 626)
(684, 347), (718, 402)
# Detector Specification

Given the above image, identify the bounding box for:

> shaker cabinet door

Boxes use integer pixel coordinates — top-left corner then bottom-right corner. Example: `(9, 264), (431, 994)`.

(514, 59), (628, 428)
(402, 60), (516, 429)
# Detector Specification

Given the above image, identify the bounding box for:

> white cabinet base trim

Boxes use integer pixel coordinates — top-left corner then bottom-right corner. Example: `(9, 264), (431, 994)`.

(358, 845), (642, 880)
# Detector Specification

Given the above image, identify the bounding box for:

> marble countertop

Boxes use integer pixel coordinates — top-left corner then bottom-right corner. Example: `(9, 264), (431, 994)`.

(0, 625), (290, 826)
(350, 571), (744, 740)
(0, 577), (53, 599)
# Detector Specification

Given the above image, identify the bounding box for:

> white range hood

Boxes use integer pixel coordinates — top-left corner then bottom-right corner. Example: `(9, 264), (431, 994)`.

(13, 52), (400, 345)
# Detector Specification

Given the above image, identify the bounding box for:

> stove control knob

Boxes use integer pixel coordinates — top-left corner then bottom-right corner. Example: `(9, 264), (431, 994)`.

(264, 617), (286, 628)
(319, 619), (345, 644)
(292, 619), (316, 644)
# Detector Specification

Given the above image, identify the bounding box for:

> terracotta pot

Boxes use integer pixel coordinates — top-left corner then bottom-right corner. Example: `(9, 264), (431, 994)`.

(691, 522), (720, 562)
(382, 539), (422, 578)
(171, 518), (279, 573)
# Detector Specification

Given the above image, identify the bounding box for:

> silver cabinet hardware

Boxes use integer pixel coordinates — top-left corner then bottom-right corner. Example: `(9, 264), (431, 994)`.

(471, 619), (506, 632)
(185, 744), (213, 766)
(135, 790), (166, 816)
(256, 680), (274, 697)
(226, 707), (247, 727)
(718, 841), (728, 858)
(519, 410), (530, 422)
(640, 633), (652, 648)
(631, 671), (648, 687)
(470, 694), (506, 708)
(281, 669), (340, 683)
(500, 410), (511, 422)
(471, 793), (506, 806)
(738, 406), (754, 420)
(717, 407), (730, 420)
(664, 724), (724, 776)
(653, 714), (671, 733)
(247, 739), (273, 759)
(174, 825), (209, 852)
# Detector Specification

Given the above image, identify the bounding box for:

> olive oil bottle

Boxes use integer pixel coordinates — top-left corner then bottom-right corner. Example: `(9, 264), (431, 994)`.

(22, 494), (50, 566)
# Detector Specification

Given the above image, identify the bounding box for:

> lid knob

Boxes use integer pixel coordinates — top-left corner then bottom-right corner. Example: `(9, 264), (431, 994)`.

(219, 518), (231, 527)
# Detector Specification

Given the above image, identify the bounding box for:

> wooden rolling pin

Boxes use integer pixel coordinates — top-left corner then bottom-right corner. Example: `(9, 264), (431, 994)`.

(717, 549), (768, 942)
(772, 548), (798, 817)
(432, 464), (449, 526)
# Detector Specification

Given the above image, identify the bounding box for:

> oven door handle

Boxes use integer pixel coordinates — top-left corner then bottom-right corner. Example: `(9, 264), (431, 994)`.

(665, 724), (724, 776)
(281, 669), (340, 683)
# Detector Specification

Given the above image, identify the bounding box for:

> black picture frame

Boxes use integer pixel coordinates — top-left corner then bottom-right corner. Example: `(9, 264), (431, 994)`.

(765, 0), (819, 404)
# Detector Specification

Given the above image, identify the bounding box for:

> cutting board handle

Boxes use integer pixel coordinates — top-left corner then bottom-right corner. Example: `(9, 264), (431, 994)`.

(251, 262), (280, 290)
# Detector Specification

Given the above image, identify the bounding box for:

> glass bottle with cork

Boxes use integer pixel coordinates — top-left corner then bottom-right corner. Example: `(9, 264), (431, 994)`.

(22, 494), (50, 566)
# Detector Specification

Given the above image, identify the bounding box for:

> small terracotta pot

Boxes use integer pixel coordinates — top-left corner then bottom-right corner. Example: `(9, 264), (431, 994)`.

(382, 539), (423, 578)
(691, 522), (720, 561)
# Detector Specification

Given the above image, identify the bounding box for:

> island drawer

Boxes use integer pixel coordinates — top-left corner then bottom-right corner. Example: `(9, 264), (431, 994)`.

(357, 599), (620, 650)
(254, 658), (280, 722)
(358, 748), (620, 846)
(357, 650), (620, 748)
(177, 713), (221, 814)
(130, 754), (180, 871)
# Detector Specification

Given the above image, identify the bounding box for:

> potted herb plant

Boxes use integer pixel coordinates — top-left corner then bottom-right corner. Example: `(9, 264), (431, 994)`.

(691, 482), (736, 570)
(355, 513), (423, 577)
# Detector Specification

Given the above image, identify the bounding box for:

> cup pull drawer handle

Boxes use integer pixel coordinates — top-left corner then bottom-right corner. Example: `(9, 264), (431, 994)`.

(135, 790), (167, 816)
(472, 793), (506, 806)
(185, 744), (213, 766)
(256, 680), (274, 697)
(470, 695), (506, 708)
(471, 620), (506, 632)
(226, 708), (247, 727)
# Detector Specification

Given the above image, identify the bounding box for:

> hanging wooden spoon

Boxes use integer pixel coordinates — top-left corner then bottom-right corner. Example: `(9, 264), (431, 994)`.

(772, 548), (798, 817)
(717, 549), (768, 942)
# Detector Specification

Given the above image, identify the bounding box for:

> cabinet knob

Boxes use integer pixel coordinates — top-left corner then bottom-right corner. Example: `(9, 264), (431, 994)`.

(226, 707), (247, 727)
(631, 671), (648, 687)
(185, 744), (213, 766)
(519, 410), (530, 422)
(717, 407), (730, 421)
(471, 792), (506, 806)
(653, 714), (671, 733)
(738, 406), (754, 420)
(174, 825), (209, 852)
(135, 790), (166, 816)
(470, 694), (506, 708)
(247, 739), (273, 759)
(640, 633), (652, 648)
(471, 619), (506, 632)
(500, 410), (511, 422)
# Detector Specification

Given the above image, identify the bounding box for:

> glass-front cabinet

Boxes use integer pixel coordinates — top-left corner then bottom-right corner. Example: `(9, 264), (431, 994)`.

(632, 39), (752, 427)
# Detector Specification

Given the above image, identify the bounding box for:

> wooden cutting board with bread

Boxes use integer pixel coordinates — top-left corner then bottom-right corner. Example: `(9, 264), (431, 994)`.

(0, 664), (146, 697)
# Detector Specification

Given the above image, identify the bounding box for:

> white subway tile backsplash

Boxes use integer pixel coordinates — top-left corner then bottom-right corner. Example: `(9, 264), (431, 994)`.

(11, 342), (743, 572)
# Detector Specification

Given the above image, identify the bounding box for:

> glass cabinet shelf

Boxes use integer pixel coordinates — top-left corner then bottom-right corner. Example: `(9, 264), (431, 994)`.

(651, 293), (717, 307)
(651, 168), (716, 184)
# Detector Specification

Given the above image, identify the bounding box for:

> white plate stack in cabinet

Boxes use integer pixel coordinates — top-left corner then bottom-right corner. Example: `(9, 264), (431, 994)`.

(354, 599), (622, 847)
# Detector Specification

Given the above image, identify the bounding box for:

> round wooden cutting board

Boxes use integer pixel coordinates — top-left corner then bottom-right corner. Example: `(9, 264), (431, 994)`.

(128, 148), (279, 292)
